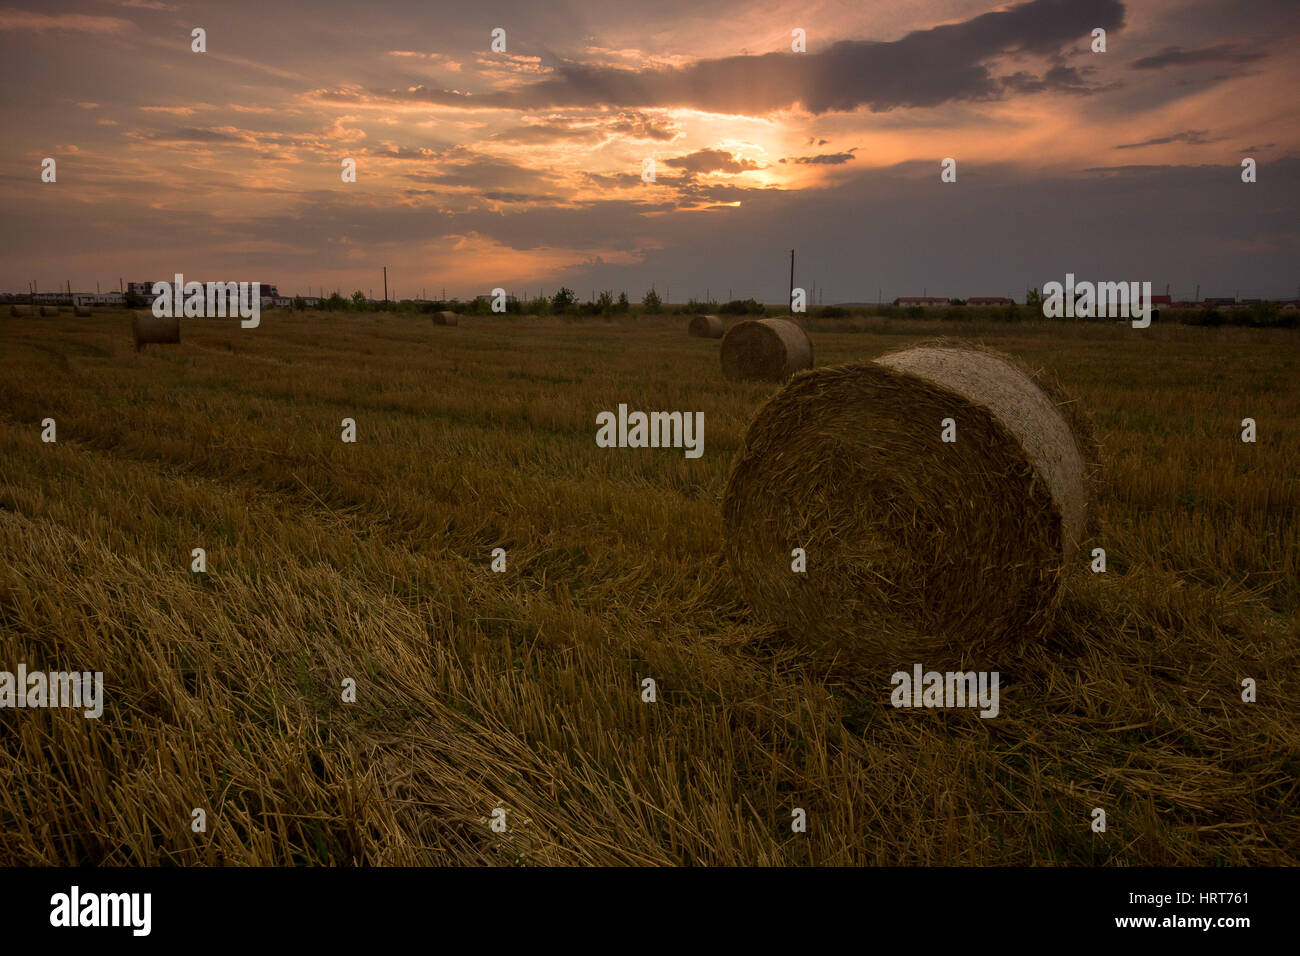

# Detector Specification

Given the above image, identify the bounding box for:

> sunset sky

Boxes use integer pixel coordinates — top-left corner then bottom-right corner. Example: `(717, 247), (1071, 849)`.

(3, 0), (1298, 302)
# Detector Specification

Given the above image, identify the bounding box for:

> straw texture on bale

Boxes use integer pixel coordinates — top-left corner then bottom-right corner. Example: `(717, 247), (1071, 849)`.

(432, 311), (459, 326)
(74, 305), (92, 316)
(688, 314), (724, 338)
(132, 311), (180, 351)
(722, 343), (1093, 668)
(9, 305), (30, 317)
(40, 305), (60, 316)
(720, 317), (813, 382)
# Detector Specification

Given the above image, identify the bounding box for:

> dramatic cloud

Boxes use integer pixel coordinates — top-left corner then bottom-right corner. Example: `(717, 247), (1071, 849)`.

(356, 0), (1127, 116)
(2, 0), (1297, 300)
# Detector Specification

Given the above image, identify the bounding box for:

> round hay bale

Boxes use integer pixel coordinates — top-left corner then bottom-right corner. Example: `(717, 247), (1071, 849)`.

(40, 305), (60, 316)
(722, 343), (1092, 668)
(432, 311), (459, 326)
(688, 314), (724, 338)
(132, 310), (180, 351)
(9, 305), (31, 317)
(720, 318), (812, 382)
(74, 305), (92, 317)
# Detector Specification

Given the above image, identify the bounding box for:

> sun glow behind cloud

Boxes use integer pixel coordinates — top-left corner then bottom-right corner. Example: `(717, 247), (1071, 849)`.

(1, 0), (1297, 297)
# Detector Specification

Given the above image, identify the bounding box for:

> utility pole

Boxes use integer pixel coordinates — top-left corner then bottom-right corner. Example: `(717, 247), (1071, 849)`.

(789, 249), (795, 311)
(1195, 283), (1200, 302)
(383, 266), (388, 304)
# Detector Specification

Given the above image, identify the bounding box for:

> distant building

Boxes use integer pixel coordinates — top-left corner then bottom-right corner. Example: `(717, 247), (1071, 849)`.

(894, 296), (949, 307)
(130, 280), (279, 300)
(33, 292), (74, 305)
(1203, 297), (1237, 307)
(73, 292), (125, 307)
(1149, 294), (1172, 307)
(967, 297), (1014, 305)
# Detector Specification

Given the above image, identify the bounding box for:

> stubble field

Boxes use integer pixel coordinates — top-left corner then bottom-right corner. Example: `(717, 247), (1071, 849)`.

(1, 309), (1296, 865)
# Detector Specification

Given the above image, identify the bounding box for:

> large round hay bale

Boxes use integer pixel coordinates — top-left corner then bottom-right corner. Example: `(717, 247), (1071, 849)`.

(722, 343), (1093, 669)
(9, 305), (30, 317)
(720, 318), (812, 382)
(40, 305), (60, 316)
(132, 311), (180, 351)
(688, 314), (724, 338)
(433, 311), (459, 326)
(74, 305), (92, 317)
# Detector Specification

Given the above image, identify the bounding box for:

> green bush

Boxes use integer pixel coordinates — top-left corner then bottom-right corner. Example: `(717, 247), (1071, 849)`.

(719, 298), (765, 316)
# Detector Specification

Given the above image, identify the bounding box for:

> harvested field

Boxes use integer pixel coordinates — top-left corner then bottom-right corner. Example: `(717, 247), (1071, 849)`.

(0, 309), (1296, 866)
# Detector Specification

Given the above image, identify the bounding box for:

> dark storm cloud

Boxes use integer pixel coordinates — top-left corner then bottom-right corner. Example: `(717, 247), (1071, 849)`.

(353, 0), (1126, 115)
(1114, 129), (1216, 149)
(1132, 44), (1266, 69)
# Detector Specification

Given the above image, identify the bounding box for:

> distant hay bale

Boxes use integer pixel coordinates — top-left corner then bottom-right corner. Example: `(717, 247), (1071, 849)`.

(131, 310), (180, 351)
(432, 311), (459, 326)
(40, 305), (60, 316)
(720, 318), (812, 382)
(689, 314), (724, 338)
(74, 305), (92, 316)
(722, 343), (1093, 668)
(9, 305), (30, 317)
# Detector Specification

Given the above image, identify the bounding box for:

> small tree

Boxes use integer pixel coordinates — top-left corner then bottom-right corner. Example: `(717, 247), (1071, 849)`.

(616, 291), (630, 313)
(551, 286), (577, 312)
(642, 288), (662, 314)
(350, 290), (367, 310)
(597, 290), (615, 318)
(1025, 287), (1042, 311)
(292, 295), (306, 311)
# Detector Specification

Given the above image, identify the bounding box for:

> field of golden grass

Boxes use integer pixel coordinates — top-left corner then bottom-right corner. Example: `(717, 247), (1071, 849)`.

(1, 308), (1296, 865)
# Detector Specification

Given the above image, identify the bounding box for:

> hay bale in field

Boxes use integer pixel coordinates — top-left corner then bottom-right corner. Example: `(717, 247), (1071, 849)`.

(722, 343), (1093, 668)
(720, 317), (812, 382)
(9, 305), (30, 317)
(40, 305), (60, 316)
(131, 310), (180, 351)
(689, 314), (724, 338)
(74, 305), (92, 317)
(432, 311), (459, 326)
